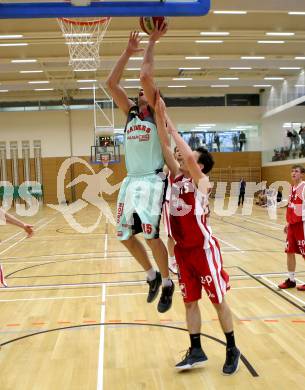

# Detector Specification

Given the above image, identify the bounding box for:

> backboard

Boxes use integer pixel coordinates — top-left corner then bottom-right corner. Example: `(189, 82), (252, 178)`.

(0, 0), (210, 18)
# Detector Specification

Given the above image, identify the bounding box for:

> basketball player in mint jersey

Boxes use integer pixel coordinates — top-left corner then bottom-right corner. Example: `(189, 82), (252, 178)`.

(106, 31), (174, 313)
(154, 91), (240, 375)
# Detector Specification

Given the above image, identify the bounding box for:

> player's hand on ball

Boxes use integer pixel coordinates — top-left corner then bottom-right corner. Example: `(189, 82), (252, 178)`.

(126, 31), (144, 55)
(149, 21), (168, 42)
(24, 224), (34, 238)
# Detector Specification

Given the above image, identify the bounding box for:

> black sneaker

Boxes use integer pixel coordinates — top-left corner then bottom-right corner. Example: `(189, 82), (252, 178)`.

(157, 280), (175, 313)
(146, 271), (162, 303)
(175, 347), (208, 371)
(222, 347), (241, 375)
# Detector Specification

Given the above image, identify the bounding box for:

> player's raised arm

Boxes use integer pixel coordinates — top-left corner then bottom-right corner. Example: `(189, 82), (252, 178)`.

(154, 90), (180, 177)
(140, 22), (168, 109)
(106, 32), (143, 115)
(165, 116), (210, 192)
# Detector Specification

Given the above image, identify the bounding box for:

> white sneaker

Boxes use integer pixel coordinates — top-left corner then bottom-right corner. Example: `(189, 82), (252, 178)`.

(169, 259), (178, 275)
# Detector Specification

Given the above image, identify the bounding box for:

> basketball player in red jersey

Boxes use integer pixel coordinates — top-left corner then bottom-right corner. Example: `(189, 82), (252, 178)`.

(278, 165), (305, 291)
(0, 210), (34, 287)
(154, 91), (240, 375)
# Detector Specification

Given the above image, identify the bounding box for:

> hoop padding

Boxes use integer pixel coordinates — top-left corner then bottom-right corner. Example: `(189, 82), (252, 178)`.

(58, 16), (111, 70)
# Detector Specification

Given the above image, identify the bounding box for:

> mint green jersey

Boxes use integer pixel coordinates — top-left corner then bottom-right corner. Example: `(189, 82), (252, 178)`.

(124, 106), (164, 176)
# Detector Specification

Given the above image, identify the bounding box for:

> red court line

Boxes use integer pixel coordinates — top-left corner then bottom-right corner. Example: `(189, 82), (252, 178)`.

(6, 323), (20, 327)
(83, 320), (97, 324)
(292, 320), (305, 323)
(264, 320), (279, 323)
(108, 320), (122, 323)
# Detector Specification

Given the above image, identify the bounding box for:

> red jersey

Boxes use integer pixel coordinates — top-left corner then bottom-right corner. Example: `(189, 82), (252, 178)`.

(286, 181), (305, 224)
(169, 173), (214, 249)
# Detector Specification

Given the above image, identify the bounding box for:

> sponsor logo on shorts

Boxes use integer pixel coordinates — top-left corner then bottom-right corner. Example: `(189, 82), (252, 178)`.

(201, 275), (213, 286)
(180, 283), (187, 298)
(117, 202), (124, 224)
(207, 290), (215, 299)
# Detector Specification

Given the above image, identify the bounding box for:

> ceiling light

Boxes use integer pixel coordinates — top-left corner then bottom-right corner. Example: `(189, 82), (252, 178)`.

(77, 79), (97, 82)
(130, 57), (144, 60)
(266, 32), (295, 36)
(71, 58), (95, 62)
(79, 86), (96, 90)
(230, 67), (252, 70)
(295, 57), (305, 60)
(126, 68), (141, 71)
(178, 67), (201, 70)
(295, 84), (305, 87)
(253, 84), (272, 87)
(74, 68), (97, 72)
(219, 77), (239, 80)
(195, 40), (223, 43)
(172, 78), (193, 81)
(66, 42), (94, 45)
(211, 85), (230, 87)
(258, 40), (285, 44)
(28, 81), (50, 84)
(0, 43), (28, 47)
(0, 35), (23, 39)
(20, 70), (43, 74)
(12, 59), (37, 63)
(167, 85), (187, 88)
(124, 86), (140, 89)
(138, 32), (146, 36)
(241, 56), (265, 60)
(34, 88), (54, 91)
(200, 32), (230, 36)
(198, 124), (216, 126)
(264, 77), (284, 80)
(280, 67), (301, 70)
(213, 10), (247, 14)
(125, 78), (140, 81)
(185, 56), (210, 60)
(0, 90), (9, 92)
(288, 11), (305, 15)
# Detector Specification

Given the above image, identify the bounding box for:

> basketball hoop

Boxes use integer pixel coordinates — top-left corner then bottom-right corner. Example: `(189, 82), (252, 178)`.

(58, 16), (111, 70)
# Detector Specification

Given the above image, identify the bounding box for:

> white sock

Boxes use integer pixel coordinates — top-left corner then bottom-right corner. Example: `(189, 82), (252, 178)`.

(162, 277), (172, 287)
(169, 256), (176, 263)
(288, 272), (295, 282)
(146, 268), (156, 281)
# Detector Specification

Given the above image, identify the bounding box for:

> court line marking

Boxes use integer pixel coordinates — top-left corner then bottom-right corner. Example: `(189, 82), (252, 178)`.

(295, 278), (305, 285)
(97, 284), (106, 390)
(261, 276), (305, 307)
(232, 214), (283, 230)
(217, 237), (244, 253)
(0, 215), (57, 257)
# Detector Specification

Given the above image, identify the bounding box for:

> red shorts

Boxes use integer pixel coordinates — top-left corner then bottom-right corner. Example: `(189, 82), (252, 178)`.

(285, 222), (305, 257)
(162, 201), (172, 237)
(174, 239), (230, 304)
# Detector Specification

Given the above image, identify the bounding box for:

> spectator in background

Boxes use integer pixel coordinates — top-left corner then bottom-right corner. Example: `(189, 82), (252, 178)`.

(188, 132), (200, 150)
(277, 187), (283, 203)
(232, 134), (238, 152)
(255, 190), (267, 207)
(239, 131), (246, 151)
(238, 178), (246, 206)
(214, 133), (221, 152)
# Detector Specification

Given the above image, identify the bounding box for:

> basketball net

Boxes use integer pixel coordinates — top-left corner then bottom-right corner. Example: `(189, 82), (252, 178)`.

(58, 16), (111, 70)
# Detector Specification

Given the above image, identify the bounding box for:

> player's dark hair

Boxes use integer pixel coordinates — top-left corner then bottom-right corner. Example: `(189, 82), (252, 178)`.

(196, 147), (214, 174)
(292, 164), (305, 173)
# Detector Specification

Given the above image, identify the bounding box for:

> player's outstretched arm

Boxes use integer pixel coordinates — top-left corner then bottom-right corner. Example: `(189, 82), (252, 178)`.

(140, 22), (167, 109)
(165, 115), (209, 192)
(154, 90), (180, 176)
(1, 210), (34, 237)
(106, 32), (143, 115)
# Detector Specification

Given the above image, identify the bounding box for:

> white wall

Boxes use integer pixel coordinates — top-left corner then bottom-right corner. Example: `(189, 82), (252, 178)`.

(0, 106), (262, 157)
(261, 106), (305, 165)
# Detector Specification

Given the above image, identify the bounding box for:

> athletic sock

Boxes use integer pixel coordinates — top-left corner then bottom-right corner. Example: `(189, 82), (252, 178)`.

(146, 268), (156, 281)
(162, 277), (172, 287)
(288, 272), (295, 282)
(169, 256), (176, 263)
(225, 331), (236, 349)
(190, 333), (202, 350)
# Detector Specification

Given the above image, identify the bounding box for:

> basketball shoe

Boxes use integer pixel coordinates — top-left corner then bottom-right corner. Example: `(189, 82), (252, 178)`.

(157, 280), (175, 313)
(168, 257), (178, 275)
(278, 279), (296, 289)
(175, 347), (208, 371)
(297, 284), (305, 291)
(146, 271), (162, 303)
(223, 347), (241, 375)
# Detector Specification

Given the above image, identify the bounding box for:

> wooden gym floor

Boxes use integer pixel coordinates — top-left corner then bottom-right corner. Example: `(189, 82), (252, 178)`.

(0, 203), (304, 390)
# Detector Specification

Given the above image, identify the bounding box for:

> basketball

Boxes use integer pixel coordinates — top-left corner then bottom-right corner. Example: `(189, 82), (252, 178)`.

(139, 16), (169, 35)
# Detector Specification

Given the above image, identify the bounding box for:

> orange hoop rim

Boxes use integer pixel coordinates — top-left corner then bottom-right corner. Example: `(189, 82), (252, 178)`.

(59, 17), (110, 26)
